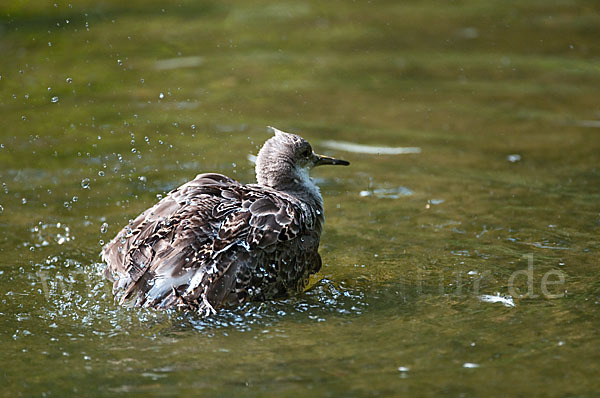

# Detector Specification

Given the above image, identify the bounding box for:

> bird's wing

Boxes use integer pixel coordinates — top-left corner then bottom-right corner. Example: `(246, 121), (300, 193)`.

(164, 186), (312, 311)
(102, 173), (315, 313)
(101, 173), (239, 299)
(229, 189), (322, 303)
(244, 186), (307, 250)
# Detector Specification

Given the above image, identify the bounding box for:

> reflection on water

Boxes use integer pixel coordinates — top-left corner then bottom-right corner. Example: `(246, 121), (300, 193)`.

(1, 0), (600, 396)
(478, 293), (515, 308)
(359, 186), (413, 199)
(321, 140), (421, 155)
(155, 56), (205, 71)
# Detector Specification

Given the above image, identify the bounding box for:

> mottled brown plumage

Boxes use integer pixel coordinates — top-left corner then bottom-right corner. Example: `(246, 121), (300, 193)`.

(101, 127), (349, 316)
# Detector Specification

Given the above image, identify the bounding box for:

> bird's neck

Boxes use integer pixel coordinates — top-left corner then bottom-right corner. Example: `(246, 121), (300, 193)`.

(256, 165), (324, 215)
(283, 175), (325, 235)
(287, 166), (324, 213)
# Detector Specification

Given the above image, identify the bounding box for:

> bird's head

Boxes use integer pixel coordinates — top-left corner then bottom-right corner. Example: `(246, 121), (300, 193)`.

(255, 126), (349, 191)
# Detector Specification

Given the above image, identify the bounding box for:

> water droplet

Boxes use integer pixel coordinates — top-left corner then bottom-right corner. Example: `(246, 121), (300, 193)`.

(51, 96), (59, 103)
(100, 222), (108, 234)
(156, 193), (163, 200)
(117, 59), (123, 66)
(21, 198), (27, 205)
(158, 92), (164, 99)
(48, 41), (52, 47)
(0, 204), (3, 213)
(98, 171), (104, 177)
(64, 201), (70, 208)
(81, 178), (90, 189)
(66, 77), (72, 83)
(99, 240), (104, 246)
(72, 196), (78, 202)
(140, 78), (145, 84)
(131, 148), (137, 153)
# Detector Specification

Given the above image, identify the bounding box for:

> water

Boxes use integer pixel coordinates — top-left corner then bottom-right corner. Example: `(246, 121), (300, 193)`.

(1, 0), (600, 396)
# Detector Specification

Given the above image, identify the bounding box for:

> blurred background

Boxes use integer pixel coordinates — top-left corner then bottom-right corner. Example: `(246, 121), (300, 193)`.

(1, 0), (599, 396)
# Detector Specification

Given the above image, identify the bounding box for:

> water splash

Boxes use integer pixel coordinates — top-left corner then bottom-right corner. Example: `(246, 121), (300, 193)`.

(30, 222), (74, 247)
(180, 278), (367, 332)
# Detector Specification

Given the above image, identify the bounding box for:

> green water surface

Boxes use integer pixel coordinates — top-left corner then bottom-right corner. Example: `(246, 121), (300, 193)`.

(1, 0), (599, 396)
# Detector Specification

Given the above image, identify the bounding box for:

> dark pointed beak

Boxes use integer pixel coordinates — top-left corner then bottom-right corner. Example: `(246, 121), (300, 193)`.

(314, 153), (350, 167)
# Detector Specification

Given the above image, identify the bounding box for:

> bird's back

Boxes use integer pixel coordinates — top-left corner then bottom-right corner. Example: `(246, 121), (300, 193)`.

(102, 173), (323, 315)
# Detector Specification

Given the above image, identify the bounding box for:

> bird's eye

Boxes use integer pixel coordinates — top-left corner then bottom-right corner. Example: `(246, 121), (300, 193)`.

(302, 148), (311, 158)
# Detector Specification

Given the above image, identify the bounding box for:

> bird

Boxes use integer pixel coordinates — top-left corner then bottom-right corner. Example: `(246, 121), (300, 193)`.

(101, 126), (350, 316)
